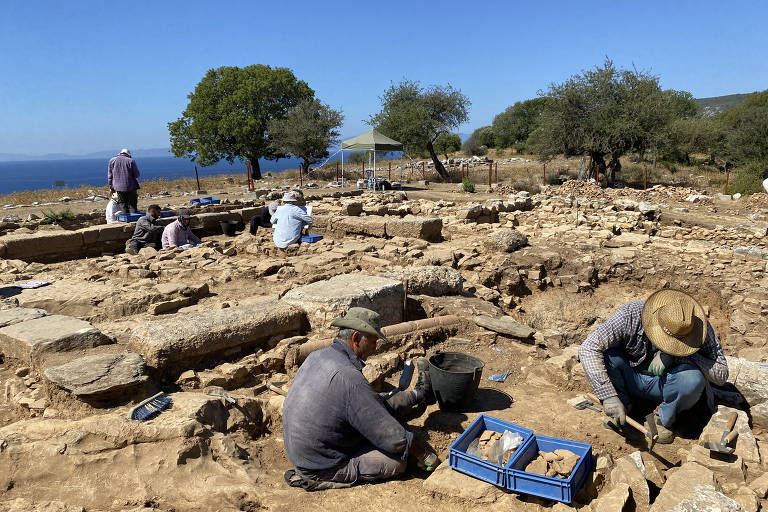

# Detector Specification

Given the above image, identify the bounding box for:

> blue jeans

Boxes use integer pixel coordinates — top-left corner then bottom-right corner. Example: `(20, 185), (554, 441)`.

(604, 348), (706, 427)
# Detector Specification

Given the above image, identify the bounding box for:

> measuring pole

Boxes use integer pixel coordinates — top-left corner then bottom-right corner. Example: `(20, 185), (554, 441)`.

(194, 165), (201, 191)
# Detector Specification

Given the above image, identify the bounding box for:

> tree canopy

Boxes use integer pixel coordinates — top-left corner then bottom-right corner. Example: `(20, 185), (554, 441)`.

(369, 80), (470, 181)
(529, 59), (696, 178)
(268, 98), (343, 174)
(433, 133), (461, 159)
(491, 97), (552, 150)
(168, 64), (313, 179)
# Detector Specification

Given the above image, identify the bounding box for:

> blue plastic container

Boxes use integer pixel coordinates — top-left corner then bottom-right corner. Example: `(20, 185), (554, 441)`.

(189, 196), (221, 205)
(301, 234), (323, 243)
(449, 414), (534, 487)
(117, 213), (143, 222)
(159, 211), (175, 218)
(506, 435), (593, 504)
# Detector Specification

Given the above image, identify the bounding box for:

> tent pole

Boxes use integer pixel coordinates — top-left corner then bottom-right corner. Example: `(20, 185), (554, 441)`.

(341, 150), (344, 186)
(373, 148), (376, 191)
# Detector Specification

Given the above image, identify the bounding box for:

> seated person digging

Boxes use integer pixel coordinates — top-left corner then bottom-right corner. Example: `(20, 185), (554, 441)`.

(126, 204), (164, 255)
(282, 307), (438, 490)
(271, 192), (312, 249)
(162, 209), (201, 249)
(579, 289), (728, 444)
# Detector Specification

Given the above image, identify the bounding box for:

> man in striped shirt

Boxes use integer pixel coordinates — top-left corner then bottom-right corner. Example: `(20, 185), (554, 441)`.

(578, 289), (727, 444)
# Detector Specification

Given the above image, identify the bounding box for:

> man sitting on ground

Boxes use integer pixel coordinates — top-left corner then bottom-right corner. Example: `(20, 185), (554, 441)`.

(249, 201), (279, 235)
(162, 209), (201, 249)
(578, 289), (728, 444)
(283, 307), (437, 490)
(271, 192), (312, 249)
(126, 205), (164, 255)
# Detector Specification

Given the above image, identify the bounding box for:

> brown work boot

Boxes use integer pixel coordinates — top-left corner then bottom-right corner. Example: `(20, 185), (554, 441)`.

(653, 413), (676, 444)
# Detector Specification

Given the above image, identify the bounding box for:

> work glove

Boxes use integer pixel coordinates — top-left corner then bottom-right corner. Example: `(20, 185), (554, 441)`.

(602, 396), (626, 426)
(648, 351), (675, 377)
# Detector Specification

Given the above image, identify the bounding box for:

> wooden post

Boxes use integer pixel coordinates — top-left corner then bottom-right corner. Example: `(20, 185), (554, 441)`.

(421, 162), (425, 179)
(725, 170), (730, 195)
(299, 165), (303, 187)
(494, 162), (498, 184)
(488, 163), (492, 188)
(336, 161), (339, 182)
(388, 161), (391, 180)
(543, 163), (546, 184)
(194, 165), (201, 192)
(361, 161), (365, 179)
(643, 166), (647, 191)
(246, 161), (252, 191)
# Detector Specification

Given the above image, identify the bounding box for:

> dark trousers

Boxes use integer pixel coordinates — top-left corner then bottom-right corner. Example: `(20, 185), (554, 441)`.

(129, 240), (160, 252)
(249, 210), (272, 234)
(117, 190), (138, 214)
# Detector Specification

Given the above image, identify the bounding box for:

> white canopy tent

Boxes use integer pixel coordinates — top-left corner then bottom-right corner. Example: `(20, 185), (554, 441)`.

(340, 129), (403, 187)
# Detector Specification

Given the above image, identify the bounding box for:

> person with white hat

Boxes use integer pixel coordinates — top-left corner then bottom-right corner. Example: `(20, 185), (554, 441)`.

(282, 307), (437, 490)
(270, 191), (313, 249)
(578, 289), (728, 444)
(105, 192), (121, 224)
(107, 148), (141, 214)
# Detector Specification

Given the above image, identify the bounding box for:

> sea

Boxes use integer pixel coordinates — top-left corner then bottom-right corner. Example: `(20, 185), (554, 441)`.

(0, 155), (304, 196)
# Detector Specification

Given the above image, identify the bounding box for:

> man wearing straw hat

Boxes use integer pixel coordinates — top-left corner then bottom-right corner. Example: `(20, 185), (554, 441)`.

(282, 307), (437, 490)
(579, 289), (728, 444)
(271, 191), (313, 249)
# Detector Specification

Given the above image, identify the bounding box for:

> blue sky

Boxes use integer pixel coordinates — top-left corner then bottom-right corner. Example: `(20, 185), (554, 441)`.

(1, 0), (766, 155)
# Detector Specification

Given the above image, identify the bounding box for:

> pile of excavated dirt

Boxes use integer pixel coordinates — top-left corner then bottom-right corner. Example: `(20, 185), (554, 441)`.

(1, 180), (767, 512)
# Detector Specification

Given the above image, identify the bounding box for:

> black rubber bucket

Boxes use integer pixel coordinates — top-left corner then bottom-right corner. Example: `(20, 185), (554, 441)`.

(428, 352), (484, 411)
(220, 220), (239, 236)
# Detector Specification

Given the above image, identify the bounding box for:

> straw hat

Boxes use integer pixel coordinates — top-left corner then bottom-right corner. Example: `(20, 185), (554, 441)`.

(641, 289), (707, 356)
(330, 307), (389, 343)
(282, 192), (298, 202)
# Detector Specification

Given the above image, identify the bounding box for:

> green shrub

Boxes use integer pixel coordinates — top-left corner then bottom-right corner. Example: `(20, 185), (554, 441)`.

(40, 209), (75, 225)
(462, 177), (475, 193)
(730, 161), (768, 196)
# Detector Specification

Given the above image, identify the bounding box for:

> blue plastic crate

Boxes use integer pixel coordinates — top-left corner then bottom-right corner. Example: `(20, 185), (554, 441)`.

(117, 213), (143, 222)
(189, 196), (220, 205)
(301, 234), (323, 243)
(449, 414), (534, 488)
(506, 435), (593, 504)
(159, 211), (175, 218)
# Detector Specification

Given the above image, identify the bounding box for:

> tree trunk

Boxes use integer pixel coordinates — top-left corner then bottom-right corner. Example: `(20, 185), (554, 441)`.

(426, 140), (450, 181)
(249, 158), (262, 180)
(300, 160), (311, 175)
(587, 152), (607, 184)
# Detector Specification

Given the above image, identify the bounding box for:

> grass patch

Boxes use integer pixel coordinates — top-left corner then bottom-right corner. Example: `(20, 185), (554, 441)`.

(462, 177), (475, 193)
(40, 209), (75, 225)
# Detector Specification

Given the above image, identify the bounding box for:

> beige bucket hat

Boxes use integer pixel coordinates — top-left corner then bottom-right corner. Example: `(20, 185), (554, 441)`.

(330, 307), (389, 343)
(641, 289), (707, 357)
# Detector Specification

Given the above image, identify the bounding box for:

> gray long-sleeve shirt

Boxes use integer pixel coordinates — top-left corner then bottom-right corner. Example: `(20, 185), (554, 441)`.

(130, 214), (163, 246)
(578, 300), (728, 401)
(282, 339), (413, 477)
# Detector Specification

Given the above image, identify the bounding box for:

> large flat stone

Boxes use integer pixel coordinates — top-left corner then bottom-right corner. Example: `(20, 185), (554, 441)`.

(44, 353), (148, 398)
(16, 279), (115, 318)
(474, 315), (535, 340)
(334, 216), (388, 238)
(382, 266), (463, 296)
(0, 315), (112, 363)
(699, 405), (760, 465)
(686, 444), (746, 486)
(590, 483), (630, 512)
(0, 308), (47, 328)
(0, 231), (84, 262)
(386, 216), (442, 241)
(130, 298), (306, 369)
(422, 461), (504, 504)
(611, 455), (650, 511)
(668, 484), (746, 512)
(650, 462), (715, 512)
(282, 273), (404, 328)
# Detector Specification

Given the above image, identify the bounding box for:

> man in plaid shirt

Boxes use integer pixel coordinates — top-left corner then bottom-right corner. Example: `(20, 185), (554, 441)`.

(108, 148), (141, 214)
(578, 289), (727, 444)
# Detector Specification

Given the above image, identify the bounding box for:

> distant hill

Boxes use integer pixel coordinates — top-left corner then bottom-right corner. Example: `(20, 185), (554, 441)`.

(695, 93), (751, 118)
(0, 148), (171, 162)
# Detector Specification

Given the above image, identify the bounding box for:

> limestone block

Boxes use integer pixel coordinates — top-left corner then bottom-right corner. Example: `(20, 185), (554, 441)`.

(686, 444), (746, 486)
(130, 299), (306, 370)
(334, 216), (387, 237)
(0, 315), (112, 363)
(282, 273), (404, 328)
(0, 308), (47, 328)
(611, 455), (650, 510)
(699, 405), (760, 465)
(749, 471), (768, 498)
(474, 315), (535, 340)
(422, 461), (504, 504)
(650, 462), (715, 512)
(382, 266), (463, 296)
(0, 231), (85, 261)
(487, 229), (528, 252)
(44, 353), (148, 398)
(667, 484), (746, 512)
(590, 483), (630, 512)
(342, 201), (363, 216)
(386, 216), (443, 241)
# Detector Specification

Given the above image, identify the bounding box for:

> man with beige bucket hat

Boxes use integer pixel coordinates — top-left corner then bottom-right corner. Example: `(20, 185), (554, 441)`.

(282, 307), (437, 490)
(579, 289), (728, 444)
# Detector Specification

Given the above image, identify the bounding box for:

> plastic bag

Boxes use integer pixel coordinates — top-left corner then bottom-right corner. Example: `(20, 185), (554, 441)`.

(488, 430), (523, 465)
(466, 437), (482, 458)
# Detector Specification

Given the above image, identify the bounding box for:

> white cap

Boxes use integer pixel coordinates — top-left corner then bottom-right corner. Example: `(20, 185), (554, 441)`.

(119, 148), (131, 156)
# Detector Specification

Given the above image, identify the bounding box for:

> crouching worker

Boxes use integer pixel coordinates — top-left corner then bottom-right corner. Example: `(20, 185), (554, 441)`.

(162, 210), (201, 249)
(126, 204), (164, 255)
(579, 289), (728, 444)
(249, 201), (279, 235)
(282, 307), (437, 490)
(271, 192), (312, 249)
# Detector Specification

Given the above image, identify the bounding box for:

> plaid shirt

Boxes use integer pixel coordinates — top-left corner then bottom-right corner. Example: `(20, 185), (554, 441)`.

(108, 154), (140, 192)
(578, 301), (728, 401)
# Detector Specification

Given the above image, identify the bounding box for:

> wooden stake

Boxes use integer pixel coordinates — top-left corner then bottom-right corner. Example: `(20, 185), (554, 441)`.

(494, 162), (498, 183)
(725, 170), (730, 195)
(194, 165), (201, 191)
(246, 161), (252, 191)
(388, 161), (391, 180)
(488, 163), (492, 188)
(543, 163), (546, 184)
(336, 161), (339, 182)
(421, 162), (425, 179)
(643, 167), (648, 191)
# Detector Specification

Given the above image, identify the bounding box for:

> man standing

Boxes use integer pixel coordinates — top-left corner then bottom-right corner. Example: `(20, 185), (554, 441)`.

(579, 289), (728, 444)
(271, 192), (312, 249)
(162, 210), (201, 249)
(126, 205), (164, 254)
(108, 148), (140, 214)
(283, 307), (437, 490)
